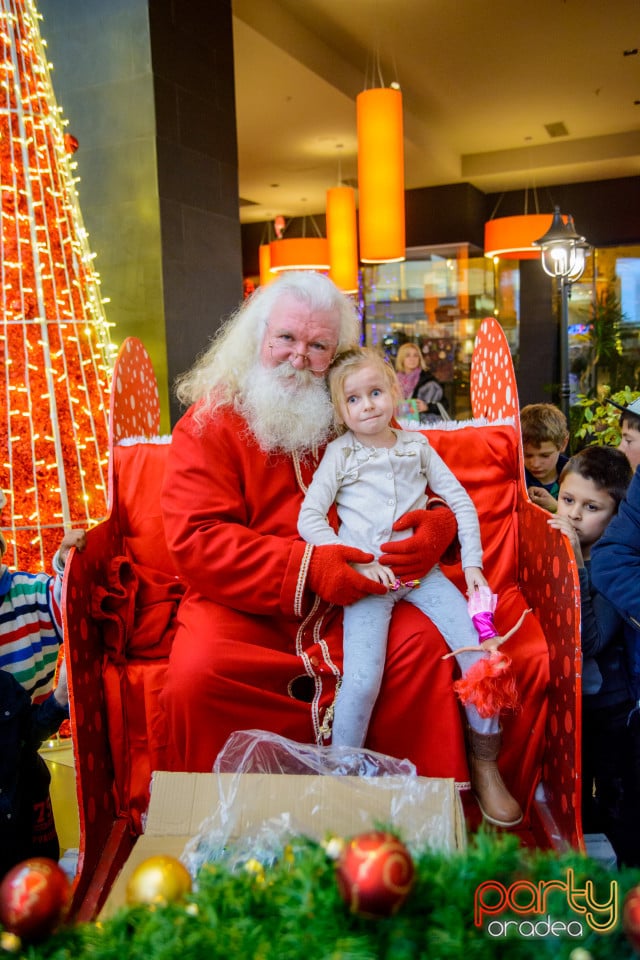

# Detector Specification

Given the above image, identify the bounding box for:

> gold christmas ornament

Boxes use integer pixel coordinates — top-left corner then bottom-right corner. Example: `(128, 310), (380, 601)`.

(125, 856), (192, 906)
(0, 931), (21, 953)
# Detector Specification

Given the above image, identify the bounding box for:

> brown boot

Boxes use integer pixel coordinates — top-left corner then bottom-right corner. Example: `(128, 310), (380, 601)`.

(467, 727), (523, 828)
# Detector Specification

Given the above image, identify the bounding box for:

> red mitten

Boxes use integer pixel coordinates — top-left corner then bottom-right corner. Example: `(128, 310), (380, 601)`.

(379, 506), (457, 580)
(307, 544), (387, 606)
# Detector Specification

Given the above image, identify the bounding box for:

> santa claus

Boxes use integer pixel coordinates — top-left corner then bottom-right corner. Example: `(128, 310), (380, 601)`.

(160, 271), (545, 825)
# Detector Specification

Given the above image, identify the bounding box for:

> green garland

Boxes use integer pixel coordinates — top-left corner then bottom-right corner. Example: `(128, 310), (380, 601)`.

(6, 830), (640, 960)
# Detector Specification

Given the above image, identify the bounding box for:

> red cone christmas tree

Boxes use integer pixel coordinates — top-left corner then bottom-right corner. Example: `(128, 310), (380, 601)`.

(0, 0), (113, 570)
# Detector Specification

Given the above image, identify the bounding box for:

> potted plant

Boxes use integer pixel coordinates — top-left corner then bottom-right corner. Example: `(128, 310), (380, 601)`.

(573, 386), (640, 450)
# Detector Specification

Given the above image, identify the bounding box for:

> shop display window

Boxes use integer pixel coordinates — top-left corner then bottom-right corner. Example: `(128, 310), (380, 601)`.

(567, 245), (640, 398)
(362, 244), (501, 418)
(362, 243), (640, 417)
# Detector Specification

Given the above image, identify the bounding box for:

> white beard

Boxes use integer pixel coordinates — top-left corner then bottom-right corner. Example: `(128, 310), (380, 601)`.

(239, 363), (336, 455)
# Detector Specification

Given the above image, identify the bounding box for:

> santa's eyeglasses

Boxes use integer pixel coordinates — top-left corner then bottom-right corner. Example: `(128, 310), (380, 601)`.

(268, 335), (336, 373)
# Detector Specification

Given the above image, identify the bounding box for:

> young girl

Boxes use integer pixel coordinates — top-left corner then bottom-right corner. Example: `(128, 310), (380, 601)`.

(298, 346), (522, 827)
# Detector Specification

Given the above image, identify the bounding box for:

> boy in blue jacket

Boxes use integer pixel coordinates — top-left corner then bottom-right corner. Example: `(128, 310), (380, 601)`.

(592, 466), (640, 630)
(592, 468), (640, 781)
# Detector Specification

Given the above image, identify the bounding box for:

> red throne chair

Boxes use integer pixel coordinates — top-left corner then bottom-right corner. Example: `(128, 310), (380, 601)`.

(62, 320), (583, 920)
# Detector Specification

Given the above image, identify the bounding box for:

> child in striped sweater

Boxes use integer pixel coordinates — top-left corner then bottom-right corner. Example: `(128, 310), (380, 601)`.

(0, 500), (85, 877)
(0, 498), (85, 700)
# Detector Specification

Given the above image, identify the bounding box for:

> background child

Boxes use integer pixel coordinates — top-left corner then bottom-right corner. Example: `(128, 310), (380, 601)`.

(1, 661), (70, 878)
(0, 496), (86, 876)
(615, 397), (640, 471)
(592, 467), (640, 628)
(591, 465), (640, 866)
(0, 491), (85, 700)
(298, 346), (522, 828)
(547, 445), (639, 865)
(521, 402), (569, 513)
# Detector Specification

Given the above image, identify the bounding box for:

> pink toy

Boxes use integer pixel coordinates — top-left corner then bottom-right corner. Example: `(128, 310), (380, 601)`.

(443, 586), (530, 718)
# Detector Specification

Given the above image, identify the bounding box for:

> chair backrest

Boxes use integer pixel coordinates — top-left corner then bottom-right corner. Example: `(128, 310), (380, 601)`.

(470, 319), (521, 422)
(108, 337), (162, 500)
(62, 338), (166, 919)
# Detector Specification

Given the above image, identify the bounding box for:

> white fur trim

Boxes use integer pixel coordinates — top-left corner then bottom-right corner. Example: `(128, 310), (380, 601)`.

(116, 435), (173, 446)
(398, 416), (516, 431)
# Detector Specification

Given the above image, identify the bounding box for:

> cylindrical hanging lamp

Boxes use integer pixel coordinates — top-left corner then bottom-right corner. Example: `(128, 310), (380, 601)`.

(269, 237), (330, 273)
(484, 214), (554, 260)
(259, 243), (275, 285)
(326, 185), (358, 293)
(357, 86), (405, 263)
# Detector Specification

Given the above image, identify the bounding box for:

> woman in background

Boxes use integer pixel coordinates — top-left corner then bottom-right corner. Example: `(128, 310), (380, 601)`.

(395, 343), (445, 417)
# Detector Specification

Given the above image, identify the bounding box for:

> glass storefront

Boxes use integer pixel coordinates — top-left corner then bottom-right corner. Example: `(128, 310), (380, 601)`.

(362, 243), (640, 418)
(566, 245), (640, 398)
(362, 244), (498, 419)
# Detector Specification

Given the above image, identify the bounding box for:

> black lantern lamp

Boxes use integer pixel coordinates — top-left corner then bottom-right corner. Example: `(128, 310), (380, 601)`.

(533, 207), (590, 421)
(533, 206), (587, 280)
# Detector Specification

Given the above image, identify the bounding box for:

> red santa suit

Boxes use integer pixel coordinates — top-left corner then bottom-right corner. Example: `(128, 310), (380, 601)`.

(160, 404), (548, 818)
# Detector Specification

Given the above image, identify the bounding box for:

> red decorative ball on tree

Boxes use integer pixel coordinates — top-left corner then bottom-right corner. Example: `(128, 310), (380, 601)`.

(624, 885), (640, 953)
(0, 858), (70, 942)
(63, 133), (79, 154)
(335, 830), (415, 918)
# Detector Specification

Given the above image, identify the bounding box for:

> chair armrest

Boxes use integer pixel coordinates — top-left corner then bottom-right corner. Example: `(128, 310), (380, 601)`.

(62, 512), (133, 917)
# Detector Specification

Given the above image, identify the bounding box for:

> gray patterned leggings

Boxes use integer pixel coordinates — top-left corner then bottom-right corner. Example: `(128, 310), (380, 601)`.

(332, 564), (499, 747)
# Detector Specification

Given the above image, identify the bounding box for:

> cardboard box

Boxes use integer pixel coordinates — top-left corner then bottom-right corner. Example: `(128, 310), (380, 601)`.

(101, 770), (466, 916)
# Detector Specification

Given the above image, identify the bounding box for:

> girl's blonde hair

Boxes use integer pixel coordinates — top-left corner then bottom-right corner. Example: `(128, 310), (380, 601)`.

(395, 342), (426, 373)
(328, 346), (400, 431)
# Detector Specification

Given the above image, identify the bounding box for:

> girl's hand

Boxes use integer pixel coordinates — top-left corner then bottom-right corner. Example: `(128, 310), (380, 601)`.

(464, 566), (487, 594)
(352, 561), (395, 588)
(547, 515), (584, 566)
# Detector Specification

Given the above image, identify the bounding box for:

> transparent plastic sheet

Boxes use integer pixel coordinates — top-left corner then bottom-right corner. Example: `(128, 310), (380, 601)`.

(181, 729), (462, 879)
(214, 728), (417, 777)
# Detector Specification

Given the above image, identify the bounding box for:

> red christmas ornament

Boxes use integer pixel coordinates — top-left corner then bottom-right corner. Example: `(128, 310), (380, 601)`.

(63, 133), (79, 154)
(0, 858), (70, 942)
(624, 885), (640, 952)
(335, 830), (415, 918)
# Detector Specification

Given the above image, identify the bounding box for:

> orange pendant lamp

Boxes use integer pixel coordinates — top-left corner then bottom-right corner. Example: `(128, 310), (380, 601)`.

(259, 244), (275, 285)
(357, 86), (405, 263)
(269, 237), (330, 273)
(484, 213), (554, 260)
(326, 185), (358, 292)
